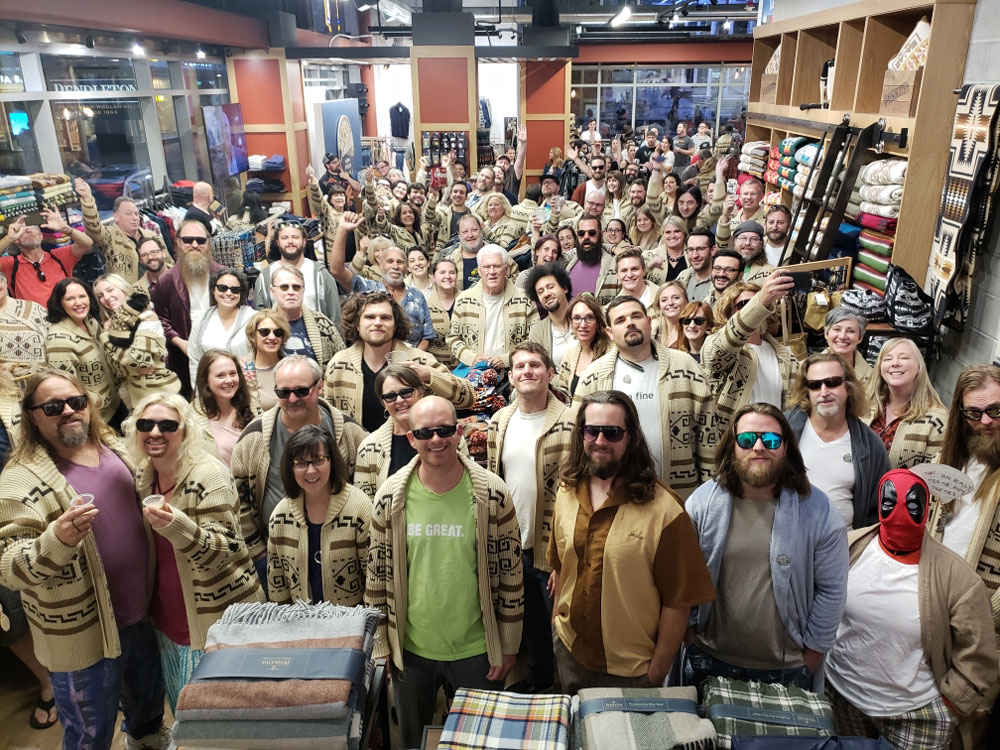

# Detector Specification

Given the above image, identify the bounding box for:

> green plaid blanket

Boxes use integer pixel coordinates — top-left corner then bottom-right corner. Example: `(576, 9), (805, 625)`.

(439, 689), (571, 750)
(574, 687), (716, 750)
(701, 678), (834, 749)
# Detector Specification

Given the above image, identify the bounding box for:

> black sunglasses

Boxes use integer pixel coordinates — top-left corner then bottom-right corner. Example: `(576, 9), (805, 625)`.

(806, 376), (845, 391)
(577, 229), (599, 237)
(256, 327), (286, 339)
(31, 260), (46, 282)
(274, 379), (319, 400)
(582, 424), (626, 443)
(179, 235), (208, 245)
(28, 395), (88, 417)
(215, 283), (241, 295)
(382, 387), (416, 404)
(681, 316), (707, 326)
(734, 298), (751, 310)
(411, 424), (458, 440)
(135, 418), (181, 433)
(961, 404), (1000, 421)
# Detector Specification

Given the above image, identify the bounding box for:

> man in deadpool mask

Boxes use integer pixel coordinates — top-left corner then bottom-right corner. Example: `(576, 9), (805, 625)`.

(878, 468), (929, 560)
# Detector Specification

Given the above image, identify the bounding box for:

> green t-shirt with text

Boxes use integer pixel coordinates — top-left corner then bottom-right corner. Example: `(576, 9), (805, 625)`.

(403, 469), (486, 661)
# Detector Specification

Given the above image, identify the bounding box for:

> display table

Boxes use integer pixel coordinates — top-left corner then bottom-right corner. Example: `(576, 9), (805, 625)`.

(421, 725), (443, 750)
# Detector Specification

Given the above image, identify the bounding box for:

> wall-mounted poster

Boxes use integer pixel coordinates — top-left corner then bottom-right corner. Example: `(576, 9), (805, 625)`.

(202, 103), (249, 180)
(316, 99), (362, 180)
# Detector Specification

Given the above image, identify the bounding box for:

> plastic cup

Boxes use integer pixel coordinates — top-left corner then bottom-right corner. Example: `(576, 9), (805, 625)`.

(385, 351), (405, 366)
(70, 493), (94, 508)
(142, 494), (165, 510)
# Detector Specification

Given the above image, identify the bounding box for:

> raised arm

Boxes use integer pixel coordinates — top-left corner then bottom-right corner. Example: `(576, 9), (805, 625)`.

(513, 125), (527, 180)
(327, 211), (363, 289)
(40, 207), (92, 259)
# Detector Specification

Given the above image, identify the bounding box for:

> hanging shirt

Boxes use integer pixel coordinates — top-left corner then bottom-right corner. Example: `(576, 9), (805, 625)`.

(747, 340), (782, 408)
(799, 420), (855, 529)
(612, 355), (663, 478)
(501, 408), (548, 549)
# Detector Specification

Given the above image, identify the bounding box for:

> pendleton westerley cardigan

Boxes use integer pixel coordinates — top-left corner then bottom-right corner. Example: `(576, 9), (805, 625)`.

(137, 453), (264, 650)
(446, 280), (539, 367)
(46, 317), (122, 423)
(573, 341), (718, 502)
(323, 340), (475, 428)
(230, 398), (368, 561)
(487, 395), (576, 572)
(0, 440), (155, 672)
(81, 192), (160, 283)
(862, 404), (948, 470)
(364, 452), (524, 670)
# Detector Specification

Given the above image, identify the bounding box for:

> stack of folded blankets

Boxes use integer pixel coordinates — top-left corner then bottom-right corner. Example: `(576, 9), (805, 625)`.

(245, 178), (286, 194)
(30, 173), (76, 208)
(171, 601), (381, 750)
(856, 158), (906, 223)
(775, 137), (814, 195)
(738, 141), (769, 181)
(763, 190), (783, 207)
(701, 677), (835, 749)
(248, 154), (288, 172)
(852, 228), (896, 294)
(0, 174), (37, 220)
(42, 213), (85, 254)
(574, 687), (716, 750)
(764, 146), (780, 186)
(846, 158), (907, 295)
(438, 688), (571, 750)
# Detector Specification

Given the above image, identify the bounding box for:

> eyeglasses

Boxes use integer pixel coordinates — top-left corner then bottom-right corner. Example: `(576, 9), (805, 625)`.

(215, 283), (241, 295)
(582, 424), (626, 443)
(257, 327), (286, 339)
(135, 418), (181, 433)
(31, 260), (46, 282)
(712, 265), (740, 275)
(571, 314), (598, 325)
(292, 455), (330, 470)
(806, 376), (845, 391)
(736, 235), (762, 244)
(180, 235), (208, 246)
(961, 404), (1000, 422)
(274, 379), (320, 400)
(411, 424), (458, 440)
(605, 227), (624, 234)
(382, 387), (416, 403)
(734, 298), (751, 311)
(27, 395), (88, 417)
(275, 283), (303, 292)
(735, 431), (783, 450)
(681, 316), (707, 326)
(578, 229), (599, 237)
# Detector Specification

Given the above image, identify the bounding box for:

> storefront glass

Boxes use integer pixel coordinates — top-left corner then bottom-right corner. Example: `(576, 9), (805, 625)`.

(0, 101), (42, 175)
(41, 55), (138, 93)
(183, 62), (228, 91)
(0, 52), (25, 93)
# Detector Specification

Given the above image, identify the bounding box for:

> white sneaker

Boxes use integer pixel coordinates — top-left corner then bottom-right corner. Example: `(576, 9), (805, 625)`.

(124, 724), (172, 750)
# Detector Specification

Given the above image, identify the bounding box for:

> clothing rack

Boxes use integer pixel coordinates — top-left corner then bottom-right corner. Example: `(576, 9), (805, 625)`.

(212, 227), (258, 272)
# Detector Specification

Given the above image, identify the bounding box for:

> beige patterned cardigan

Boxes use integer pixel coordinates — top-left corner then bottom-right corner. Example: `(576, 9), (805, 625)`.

(424, 287), (458, 370)
(81, 194), (160, 283)
(279, 307), (345, 373)
(447, 281), (539, 367)
(46, 317), (121, 422)
(573, 341), (717, 501)
(364, 452), (524, 669)
(862, 404), (948, 470)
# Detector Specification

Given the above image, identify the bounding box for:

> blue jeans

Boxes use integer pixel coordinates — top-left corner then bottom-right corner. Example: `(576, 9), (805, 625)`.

(683, 642), (813, 690)
(521, 548), (555, 689)
(49, 619), (165, 750)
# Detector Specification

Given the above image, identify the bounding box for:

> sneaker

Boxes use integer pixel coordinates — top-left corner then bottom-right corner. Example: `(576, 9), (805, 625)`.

(124, 724), (172, 750)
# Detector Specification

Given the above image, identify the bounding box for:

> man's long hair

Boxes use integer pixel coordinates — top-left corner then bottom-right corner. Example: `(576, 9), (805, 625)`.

(560, 390), (658, 504)
(789, 352), (868, 419)
(940, 364), (1000, 472)
(715, 403), (810, 498)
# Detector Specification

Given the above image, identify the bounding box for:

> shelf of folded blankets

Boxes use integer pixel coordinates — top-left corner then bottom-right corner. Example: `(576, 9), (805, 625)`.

(747, 104), (915, 151)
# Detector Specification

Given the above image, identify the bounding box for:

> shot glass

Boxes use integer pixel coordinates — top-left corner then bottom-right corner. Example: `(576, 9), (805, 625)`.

(142, 494), (165, 510)
(70, 493), (94, 508)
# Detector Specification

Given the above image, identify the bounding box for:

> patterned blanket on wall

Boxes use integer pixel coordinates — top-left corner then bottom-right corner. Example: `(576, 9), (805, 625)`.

(926, 84), (1000, 331)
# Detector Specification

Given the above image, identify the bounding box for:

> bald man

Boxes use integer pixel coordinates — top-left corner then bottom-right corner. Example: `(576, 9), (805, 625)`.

(365, 395), (524, 749)
(184, 181), (217, 235)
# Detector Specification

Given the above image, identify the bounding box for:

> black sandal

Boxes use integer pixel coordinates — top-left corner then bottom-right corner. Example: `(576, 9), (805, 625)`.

(29, 695), (57, 730)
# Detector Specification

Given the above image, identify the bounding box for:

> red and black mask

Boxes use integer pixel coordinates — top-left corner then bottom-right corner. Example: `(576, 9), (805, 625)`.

(878, 469), (929, 556)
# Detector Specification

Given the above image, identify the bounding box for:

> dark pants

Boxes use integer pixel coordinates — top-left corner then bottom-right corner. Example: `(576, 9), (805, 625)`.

(107, 400), (130, 435)
(552, 630), (653, 694)
(683, 642), (812, 690)
(253, 555), (268, 596)
(392, 650), (502, 750)
(49, 618), (165, 750)
(521, 548), (554, 690)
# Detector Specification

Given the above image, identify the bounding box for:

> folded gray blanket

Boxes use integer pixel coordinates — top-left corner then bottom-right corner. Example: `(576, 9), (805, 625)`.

(171, 714), (361, 750)
(575, 687), (716, 750)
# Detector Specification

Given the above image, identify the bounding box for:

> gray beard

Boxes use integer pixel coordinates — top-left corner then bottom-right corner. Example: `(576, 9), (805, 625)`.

(58, 422), (89, 447)
(180, 252), (210, 283)
(460, 237), (484, 254)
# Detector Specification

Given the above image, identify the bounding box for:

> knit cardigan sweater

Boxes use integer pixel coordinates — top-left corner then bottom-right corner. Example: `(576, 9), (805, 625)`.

(0, 299), (47, 373)
(230, 399), (368, 560)
(323, 340), (474, 427)
(265, 484), (371, 607)
(0, 440), (155, 672)
(137, 455), (263, 650)
(701, 294), (799, 431)
(81, 194), (159, 283)
(423, 287), (457, 370)
(284, 307), (346, 373)
(364, 452), (524, 670)
(447, 281), (539, 367)
(574, 342), (717, 501)
(846, 527), (998, 747)
(46, 317), (122, 422)
(862, 404), (948, 469)
(486, 396), (576, 570)
(103, 311), (181, 405)
(564, 248), (622, 306)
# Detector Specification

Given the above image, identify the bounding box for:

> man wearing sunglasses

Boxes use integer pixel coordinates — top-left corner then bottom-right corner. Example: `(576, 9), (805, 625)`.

(575, 295), (715, 501)
(231, 355), (367, 585)
(365, 396), (523, 750)
(267, 264), (344, 371)
(0, 209), (94, 306)
(685, 402), (848, 691)
(548, 390), (714, 692)
(75, 178), (158, 284)
(0, 370), (171, 749)
(563, 213), (622, 304)
(149, 219), (225, 398)
(787, 353), (891, 530)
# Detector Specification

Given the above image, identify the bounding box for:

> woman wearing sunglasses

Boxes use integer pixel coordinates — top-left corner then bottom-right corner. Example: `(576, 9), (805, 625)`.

(186, 268), (255, 386)
(193, 349), (260, 466)
(863, 338), (948, 469)
(239, 310), (291, 411)
(45, 277), (125, 429)
(127, 393), (262, 711)
(674, 301), (714, 364)
(266, 425), (370, 606)
(557, 295), (610, 399)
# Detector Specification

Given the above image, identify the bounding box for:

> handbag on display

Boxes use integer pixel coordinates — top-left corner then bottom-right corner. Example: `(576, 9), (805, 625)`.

(781, 298), (809, 361)
(840, 288), (887, 323)
(731, 738), (892, 749)
(803, 288), (841, 332)
(884, 264), (935, 336)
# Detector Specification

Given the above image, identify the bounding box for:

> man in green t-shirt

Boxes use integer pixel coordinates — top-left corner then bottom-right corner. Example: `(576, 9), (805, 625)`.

(365, 396), (523, 749)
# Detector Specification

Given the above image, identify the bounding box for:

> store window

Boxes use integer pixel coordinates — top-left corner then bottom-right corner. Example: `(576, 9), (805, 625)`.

(183, 62), (228, 90)
(0, 52), (25, 93)
(599, 87), (632, 139)
(156, 95), (185, 181)
(41, 55), (137, 92)
(50, 99), (151, 209)
(0, 101), (42, 174)
(570, 87), (598, 134)
(150, 60), (172, 91)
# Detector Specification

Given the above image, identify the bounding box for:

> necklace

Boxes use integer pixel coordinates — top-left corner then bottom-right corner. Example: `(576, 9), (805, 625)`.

(154, 477), (178, 496)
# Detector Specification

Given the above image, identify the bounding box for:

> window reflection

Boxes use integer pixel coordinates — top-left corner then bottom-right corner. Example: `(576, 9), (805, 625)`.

(0, 101), (42, 174)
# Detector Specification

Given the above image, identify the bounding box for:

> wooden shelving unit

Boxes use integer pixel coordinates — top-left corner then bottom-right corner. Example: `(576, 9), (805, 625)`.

(747, 0), (976, 278)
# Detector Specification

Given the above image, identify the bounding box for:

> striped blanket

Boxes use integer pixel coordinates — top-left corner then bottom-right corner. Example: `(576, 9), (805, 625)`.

(779, 137), (811, 156)
(575, 687), (715, 750)
(858, 229), (895, 257)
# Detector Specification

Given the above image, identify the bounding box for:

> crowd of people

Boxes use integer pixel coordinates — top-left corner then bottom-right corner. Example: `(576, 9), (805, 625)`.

(0, 121), (997, 750)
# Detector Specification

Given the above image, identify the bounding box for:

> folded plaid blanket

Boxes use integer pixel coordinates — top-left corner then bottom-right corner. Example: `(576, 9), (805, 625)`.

(858, 229), (894, 257)
(779, 177), (796, 192)
(858, 184), (903, 205)
(855, 212), (897, 233)
(0, 175), (32, 190)
(859, 159), (907, 186)
(777, 166), (797, 181)
(770, 146), (780, 160)
(575, 687), (715, 750)
(29, 173), (70, 188)
(742, 141), (770, 157)
(701, 678), (834, 750)
(859, 201), (899, 218)
(764, 191), (783, 206)
(795, 144), (821, 166)
(793, 172), (809, 188)
(767, 159), (781, 171)
(739, 155), (767, 170)
(439, 688), (571, 750)
(854, 263), (888, 291)
(765, 170), (780, 185)
(779, 137), (810, 156)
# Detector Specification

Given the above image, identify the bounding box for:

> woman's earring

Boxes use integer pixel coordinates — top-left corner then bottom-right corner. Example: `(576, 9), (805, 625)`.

(384, 409), (390, 420)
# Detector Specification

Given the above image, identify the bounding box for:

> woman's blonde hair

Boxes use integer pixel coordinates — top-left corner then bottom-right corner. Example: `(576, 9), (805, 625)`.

(244, 310), (291, 355)
(124, 392), (204, 472)
(865, 338), (944, 423)
(93, 273), (136, 322)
